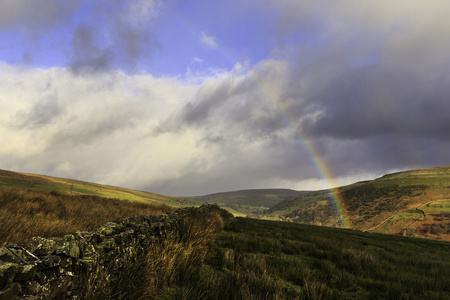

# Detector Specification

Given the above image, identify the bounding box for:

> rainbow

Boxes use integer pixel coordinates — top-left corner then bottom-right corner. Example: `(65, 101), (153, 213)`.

(247, 72), (349, 228)
(171, 13), (349, 226)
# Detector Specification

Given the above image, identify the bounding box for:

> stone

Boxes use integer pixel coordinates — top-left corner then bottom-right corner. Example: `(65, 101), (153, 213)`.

(20, 236), (56, 256)
(0, 262), (18, 289)
(36, 256), (61, 271)
(74, 231), (93, 242)
(0, 247), (21, 264)
(96, 222), (124, 236)
(14, 264), (37, 281)
(54, 240), (80, 258)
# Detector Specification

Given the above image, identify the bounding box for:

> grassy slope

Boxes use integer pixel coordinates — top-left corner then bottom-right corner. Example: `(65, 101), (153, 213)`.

(266, 166), (450, 241)
(192, 217), (450, 299)
(0, 169), (202, 207)
(87, 212), (450, 299)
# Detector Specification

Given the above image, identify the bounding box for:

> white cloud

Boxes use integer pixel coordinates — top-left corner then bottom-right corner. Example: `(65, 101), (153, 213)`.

(3, 1), (450, 196)
(191, 56), (203, 64)
(200, 32), (218, 49)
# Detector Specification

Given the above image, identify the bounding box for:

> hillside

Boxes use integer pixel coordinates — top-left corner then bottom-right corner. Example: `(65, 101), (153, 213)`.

(0, 169), (201, 207)
(143, 217), (450, 299)
(265, 166), (450, 241)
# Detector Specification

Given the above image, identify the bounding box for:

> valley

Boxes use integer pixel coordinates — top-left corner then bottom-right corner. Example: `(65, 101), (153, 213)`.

(1, 166), (449, 241)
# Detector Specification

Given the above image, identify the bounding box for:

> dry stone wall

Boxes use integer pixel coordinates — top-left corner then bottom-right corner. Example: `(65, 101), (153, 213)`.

(0, 204), (222, 299)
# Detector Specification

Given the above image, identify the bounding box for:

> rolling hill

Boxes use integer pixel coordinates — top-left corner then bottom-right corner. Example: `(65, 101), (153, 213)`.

(2, 166), (449, 241)
(265, 166), (450, 241)
(0, 169), (201, 207)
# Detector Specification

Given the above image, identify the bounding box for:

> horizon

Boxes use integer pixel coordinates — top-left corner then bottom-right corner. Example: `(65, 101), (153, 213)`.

(1, 1), (450, 196)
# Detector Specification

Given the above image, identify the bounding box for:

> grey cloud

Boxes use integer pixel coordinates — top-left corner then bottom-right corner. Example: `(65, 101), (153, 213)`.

(14, 96), (64, 129)
(291, 49), (450, 141)
(171, 62), (294, 142)
(262, 1), (450, 142)
(68, 25), (115, 74)
(0, 0), (82, 29)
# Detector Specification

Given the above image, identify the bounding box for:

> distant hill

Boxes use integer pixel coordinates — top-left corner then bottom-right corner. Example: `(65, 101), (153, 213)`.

(0, 169), (201, 207)
(193, 189), (307, 207)
(265, 166), (450, 241)
(191, 189), (309, 216)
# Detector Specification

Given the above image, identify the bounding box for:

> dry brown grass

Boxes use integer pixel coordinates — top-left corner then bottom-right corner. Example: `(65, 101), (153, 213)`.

(0, 186), (173, 245)
(80, 206), (233, 299)
(141, 209), (232, 299)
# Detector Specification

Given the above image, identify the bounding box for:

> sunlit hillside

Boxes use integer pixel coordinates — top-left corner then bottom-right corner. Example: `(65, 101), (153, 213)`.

(0, 169), (201, 207)
(266, 166), (450, 241)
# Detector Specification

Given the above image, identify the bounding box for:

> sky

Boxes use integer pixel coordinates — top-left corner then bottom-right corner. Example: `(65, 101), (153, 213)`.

(1, 0), (450, 196)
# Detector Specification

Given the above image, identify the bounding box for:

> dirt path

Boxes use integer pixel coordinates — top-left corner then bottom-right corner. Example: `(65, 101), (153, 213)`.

(365, 210), (400, 232)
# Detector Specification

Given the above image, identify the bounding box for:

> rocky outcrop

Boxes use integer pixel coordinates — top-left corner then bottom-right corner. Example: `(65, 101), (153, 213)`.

(0, 204), (222, 299)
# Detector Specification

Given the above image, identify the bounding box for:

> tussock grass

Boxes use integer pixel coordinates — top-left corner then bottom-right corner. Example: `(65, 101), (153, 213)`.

(0, 186), (172, 244)
(196, 217), (450, 299)
(142, 209), (232, 299)
(82, 207), (233, 299)
(101, 215), (449, 299)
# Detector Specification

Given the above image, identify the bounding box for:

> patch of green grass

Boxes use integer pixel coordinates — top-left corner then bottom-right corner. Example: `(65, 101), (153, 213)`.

(181, 218), (450, 299)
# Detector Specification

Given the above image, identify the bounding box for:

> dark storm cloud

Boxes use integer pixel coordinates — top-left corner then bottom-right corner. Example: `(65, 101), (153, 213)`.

(291, 53), (450, 141)
(152, 0), (450, 192)
(268, 1), (450, 143)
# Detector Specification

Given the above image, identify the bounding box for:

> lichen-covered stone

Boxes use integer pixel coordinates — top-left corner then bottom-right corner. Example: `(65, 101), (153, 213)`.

(96, 222), (124, 236)
(74, 231), (93, 242)
(0, 248), (21, 264)
(20, 236), (56, 256)
(53, 239), (80, 258)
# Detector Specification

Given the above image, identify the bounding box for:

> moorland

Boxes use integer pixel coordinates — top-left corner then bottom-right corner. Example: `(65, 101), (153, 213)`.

(1, 166), (450, 298)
